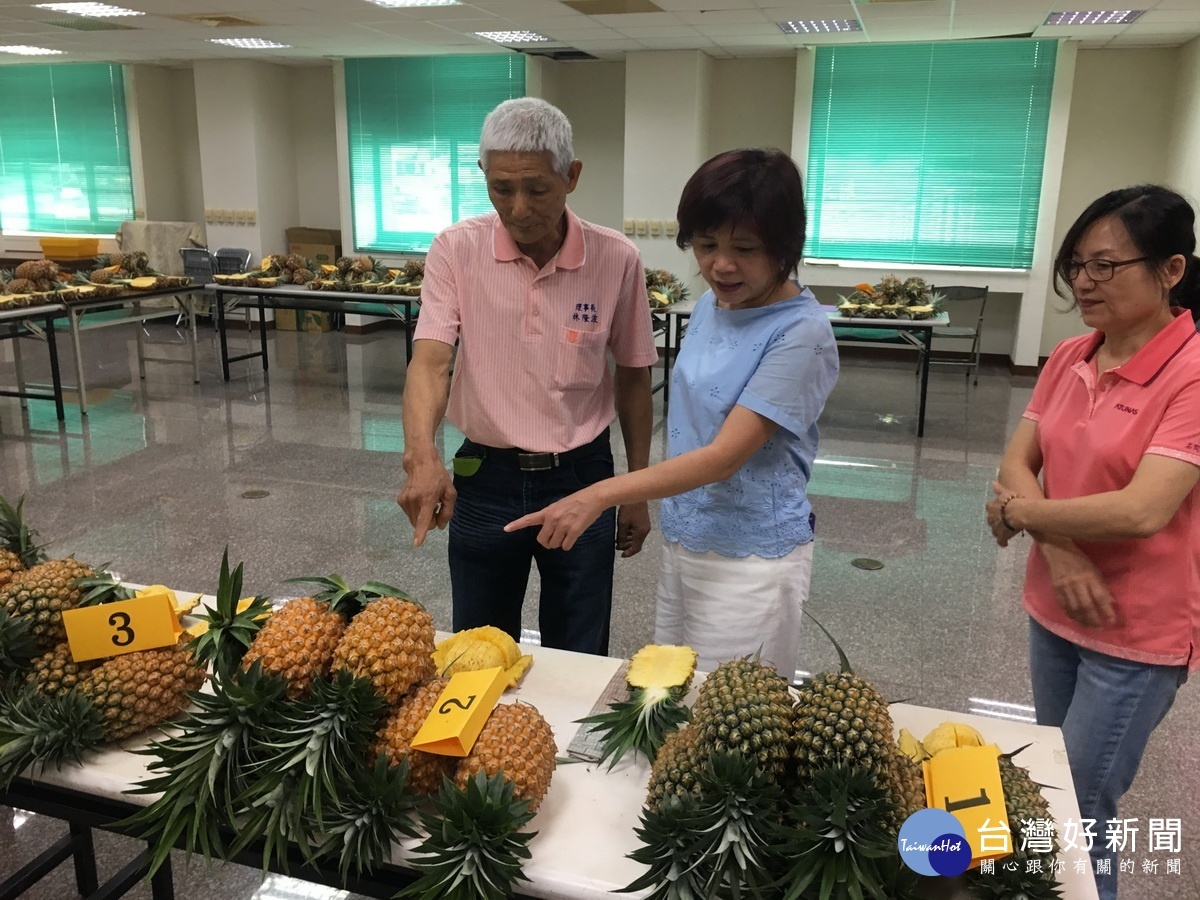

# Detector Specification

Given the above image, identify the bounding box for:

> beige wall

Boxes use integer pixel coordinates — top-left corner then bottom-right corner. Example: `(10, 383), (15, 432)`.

(1167, 37), (1200, 206)
(707, 57), (796, 157)
(127, 66), (204, 226)
(554, 61), (626, 232)
(1041, 48), (1178, 356)
(292, 66), (341, 230)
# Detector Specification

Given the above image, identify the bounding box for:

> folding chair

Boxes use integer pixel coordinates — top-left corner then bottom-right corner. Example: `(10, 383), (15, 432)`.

(919, 285), (989, 385)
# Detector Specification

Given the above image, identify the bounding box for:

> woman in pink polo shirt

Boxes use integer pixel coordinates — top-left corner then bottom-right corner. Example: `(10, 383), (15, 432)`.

(986, 184), (1200, 900)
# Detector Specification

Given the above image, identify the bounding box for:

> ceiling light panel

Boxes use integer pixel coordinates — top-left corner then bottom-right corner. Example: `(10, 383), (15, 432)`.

(35, 2), (143, 15)
(474, 30), (551, 42)
(1044, 10), (1145, 26)
(777, 19), (862, 34)
(0, 45), (65, 55)
(208, 38), (293, 48)
(363, 0), (461, 6)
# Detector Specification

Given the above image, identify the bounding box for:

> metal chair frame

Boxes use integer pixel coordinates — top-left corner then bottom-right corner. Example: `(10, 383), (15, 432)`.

(921, 285), (989, 385)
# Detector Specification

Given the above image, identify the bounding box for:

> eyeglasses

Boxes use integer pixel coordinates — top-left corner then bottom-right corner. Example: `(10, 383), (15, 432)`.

(1061, 256), (1151, 283)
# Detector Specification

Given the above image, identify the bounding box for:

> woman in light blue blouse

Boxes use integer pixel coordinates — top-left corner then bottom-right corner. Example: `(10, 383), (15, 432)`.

(506, 148), (839, 677)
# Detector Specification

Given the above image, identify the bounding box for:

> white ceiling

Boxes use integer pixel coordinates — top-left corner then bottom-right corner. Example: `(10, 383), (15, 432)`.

(0, 0), (1197, 65)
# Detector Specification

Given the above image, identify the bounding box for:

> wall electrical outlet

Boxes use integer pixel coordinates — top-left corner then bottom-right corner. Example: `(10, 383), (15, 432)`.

(623, 218), (635, 235)
(204, 209), (216, 224)
(635, 219), (648, 236)
(246, 210), (256, 225)
(234, 209), (247, 225)
(665, 220), (678, 237)
(649, 219), (662, 237)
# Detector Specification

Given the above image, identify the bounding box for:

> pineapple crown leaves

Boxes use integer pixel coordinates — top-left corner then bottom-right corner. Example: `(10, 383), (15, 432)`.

(0, 610), (37, 682)
(577, 688), (692, 771)
(624, 751), (783, 900)
(283, 574), (418, 617)
(998, 742), (1061, 793)
(397, 769), (536, 900)
(0, 492), (46, 568)
(121, 661), (290, 874)
(74, 566), (137, 607)
(0, 684), (105, 789)
(188, 550), (274, 682)
(313, 752), (421, 883)
(802, 608), (854, 679)
(232, 670), (386, 862)
(772, 765), (901, 900)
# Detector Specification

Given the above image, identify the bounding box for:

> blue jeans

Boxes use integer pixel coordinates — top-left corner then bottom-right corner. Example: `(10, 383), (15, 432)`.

(448, 435), (616, 655)
(1029, 619), (1187, 900)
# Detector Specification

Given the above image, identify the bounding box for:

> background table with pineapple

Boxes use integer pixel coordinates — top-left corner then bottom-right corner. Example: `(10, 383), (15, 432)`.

(1, 611), (1098, 900)
(660, 298), (950, 437)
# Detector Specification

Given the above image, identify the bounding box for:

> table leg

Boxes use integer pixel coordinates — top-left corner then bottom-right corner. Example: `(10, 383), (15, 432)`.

(258, 297), (269, 373)
(45, 316), (65, 422)
(218, 291), (231, 381)
(135, 301), (147, 380)
(149, 851), (174, 900)
(917, 327), (932, 438)
(68, 306), (88, 416)
(11, 330), (25, 409)
(187, 295), (199, 383)
(69, 822), (99, 895)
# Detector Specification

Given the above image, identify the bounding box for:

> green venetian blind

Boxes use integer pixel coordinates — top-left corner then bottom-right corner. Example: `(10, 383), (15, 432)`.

(806, 40), (1056, 268)
(0, 63), (134, 234)
(345, 55), (525, 254)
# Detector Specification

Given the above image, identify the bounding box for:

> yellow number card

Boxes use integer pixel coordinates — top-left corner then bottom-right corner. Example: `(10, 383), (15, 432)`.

(923, 744), (1010, 867)
(410, 667), (507, 757)
(63, 592), (184, 663)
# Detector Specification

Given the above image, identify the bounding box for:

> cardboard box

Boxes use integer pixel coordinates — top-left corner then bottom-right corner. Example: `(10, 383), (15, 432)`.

(40, 237), (100, 259)
(286, 227), (342, 266)
(276, 308), (333, 333)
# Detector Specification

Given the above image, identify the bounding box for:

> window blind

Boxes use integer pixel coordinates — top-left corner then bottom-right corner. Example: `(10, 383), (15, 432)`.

(806, 40), (1057, 269)
(345, 55), (525, 254)
(0, 63), (134, 235)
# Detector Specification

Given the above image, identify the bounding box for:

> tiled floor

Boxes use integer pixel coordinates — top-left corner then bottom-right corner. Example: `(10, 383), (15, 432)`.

(0, 320), (1196, 899)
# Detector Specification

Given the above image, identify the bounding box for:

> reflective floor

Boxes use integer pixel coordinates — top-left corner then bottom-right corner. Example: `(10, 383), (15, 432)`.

(0, 319), (1196, 899)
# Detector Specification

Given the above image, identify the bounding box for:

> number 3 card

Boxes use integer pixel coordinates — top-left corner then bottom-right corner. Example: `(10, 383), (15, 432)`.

(410, 667), (508, 757)
(62, 590), (184, 662)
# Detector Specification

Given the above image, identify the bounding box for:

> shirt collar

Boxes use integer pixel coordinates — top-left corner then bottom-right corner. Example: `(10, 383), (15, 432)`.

(1086, 307), (1198, 386)
(490, 207), (585, 270)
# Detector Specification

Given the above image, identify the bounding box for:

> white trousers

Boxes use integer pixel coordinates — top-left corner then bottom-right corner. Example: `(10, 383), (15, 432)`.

(653, 540), (814, 681)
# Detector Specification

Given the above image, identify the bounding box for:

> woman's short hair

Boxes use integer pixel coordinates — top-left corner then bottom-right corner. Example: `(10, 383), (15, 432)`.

(479, 98), (574, 180)
(676, 148), (807, 279)
(1054, 184), (1200, 316)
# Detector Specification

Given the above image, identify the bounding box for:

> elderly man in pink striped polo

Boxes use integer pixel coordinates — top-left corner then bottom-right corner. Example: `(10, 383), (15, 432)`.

(398, 97), (658, 656)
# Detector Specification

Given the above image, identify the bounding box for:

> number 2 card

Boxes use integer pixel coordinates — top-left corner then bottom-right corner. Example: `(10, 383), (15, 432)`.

(410, 667), (507, 757)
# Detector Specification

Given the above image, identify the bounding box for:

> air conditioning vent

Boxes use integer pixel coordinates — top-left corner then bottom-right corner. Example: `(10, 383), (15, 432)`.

(521, 48), (600, 61)
(171, 13), (264, 27)
(46, 16), (135, 31)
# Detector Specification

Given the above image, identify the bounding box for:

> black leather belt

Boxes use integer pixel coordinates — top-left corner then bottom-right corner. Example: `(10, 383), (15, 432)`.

(471, 428), (609, 472)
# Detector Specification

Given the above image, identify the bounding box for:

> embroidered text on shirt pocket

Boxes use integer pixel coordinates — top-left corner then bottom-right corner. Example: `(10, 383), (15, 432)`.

(554, 326), (608, 391)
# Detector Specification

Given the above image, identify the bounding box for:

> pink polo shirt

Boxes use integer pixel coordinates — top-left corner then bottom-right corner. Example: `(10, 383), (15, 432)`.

(1022, 308), (1200, 671)
(413, 208), (658, 453)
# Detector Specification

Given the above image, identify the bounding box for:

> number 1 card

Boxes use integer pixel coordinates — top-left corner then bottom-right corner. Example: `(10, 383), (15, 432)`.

(62, 591), (184, 662)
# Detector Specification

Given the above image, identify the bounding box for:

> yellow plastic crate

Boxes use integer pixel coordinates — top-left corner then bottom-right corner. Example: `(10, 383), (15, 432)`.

(39, 237), (100, 259)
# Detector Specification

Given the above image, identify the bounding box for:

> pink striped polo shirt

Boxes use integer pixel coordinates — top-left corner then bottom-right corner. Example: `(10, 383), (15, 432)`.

(413, 208), (658, 453)
(1022, 308), (1200, 670)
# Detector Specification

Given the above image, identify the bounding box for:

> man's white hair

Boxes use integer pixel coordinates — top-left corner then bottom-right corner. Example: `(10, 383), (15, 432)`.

(479, 97), (575, 179)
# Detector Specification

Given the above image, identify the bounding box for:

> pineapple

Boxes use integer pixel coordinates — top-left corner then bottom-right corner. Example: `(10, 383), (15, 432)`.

(646, 722), (706, 809)
(241, 574), (365, 698)
(331, 593), (435, 705)
(773, 765), (921, 900)
(80, 642), (205, 742)
(26, 641), (97, 698)
(689, 656), (795, 784)
(290, 268), (315, 285)
(0, 557), (94, 651)
(125, 662), (289, 874)
(578, 643), (695, 769)
(454, 701), (557, 813)
(400, 770), (536, 900)
(375, 676), (456, 794)
(967, 746), (1063, 899)
(6, 279), (35, 295)
(0, 609), (37, 685)
(627, 751), (781, 900)
(89, 268), (113, 285)
(0, 493), (45, 590)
